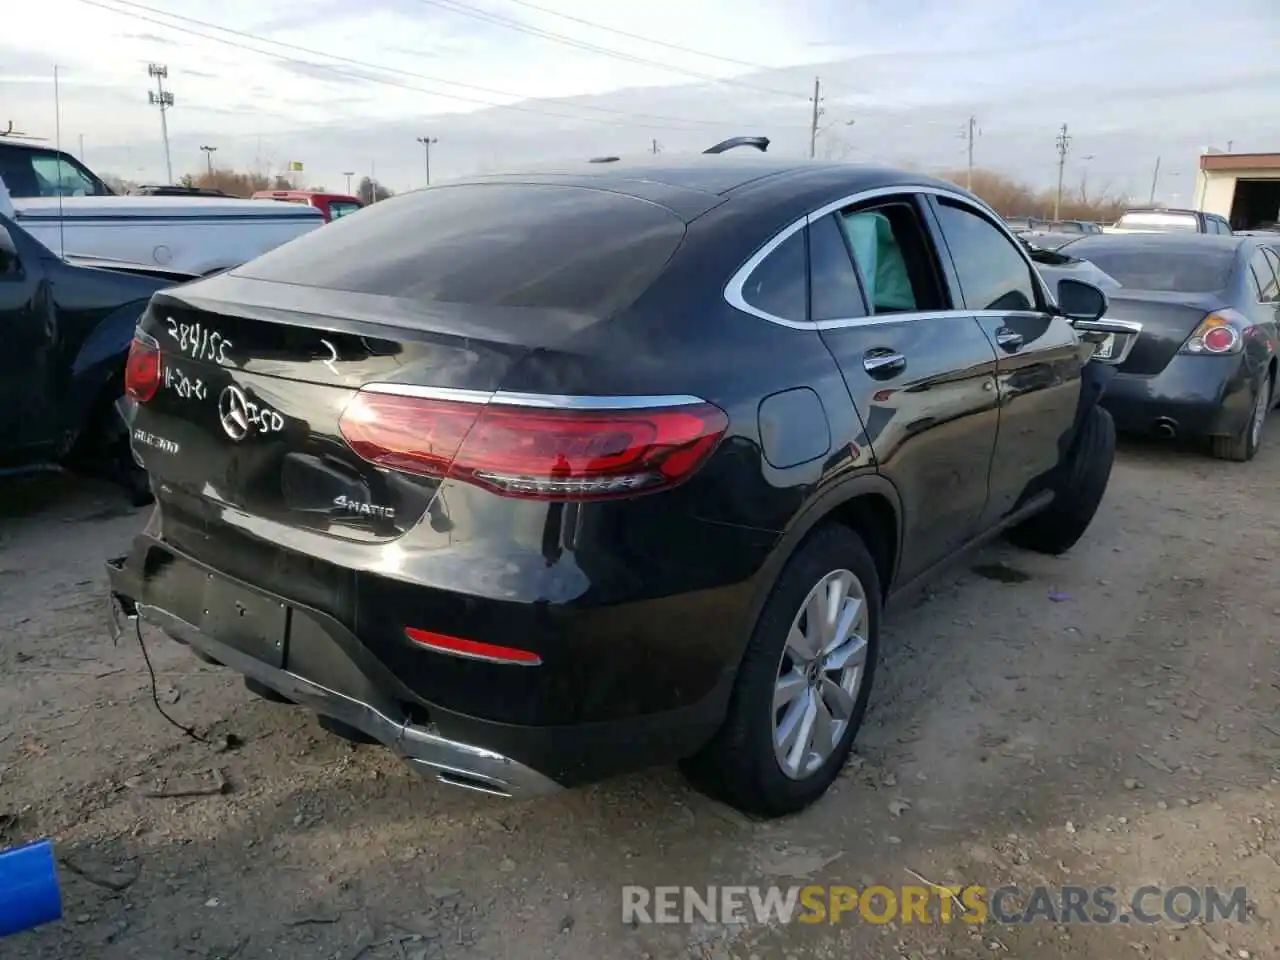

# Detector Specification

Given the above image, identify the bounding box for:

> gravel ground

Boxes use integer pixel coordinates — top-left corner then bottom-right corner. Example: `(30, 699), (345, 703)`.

(2, 431), (1278, 960)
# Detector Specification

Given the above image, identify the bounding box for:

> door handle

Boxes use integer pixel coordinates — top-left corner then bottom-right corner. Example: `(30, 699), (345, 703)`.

(994, 328), (1023, 350)
(862, 348), (906, 378)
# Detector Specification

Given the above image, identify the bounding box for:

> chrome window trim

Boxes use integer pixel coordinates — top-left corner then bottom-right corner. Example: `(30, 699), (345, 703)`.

(358, 383), (708, 410)
(723, 184), (1056, 331)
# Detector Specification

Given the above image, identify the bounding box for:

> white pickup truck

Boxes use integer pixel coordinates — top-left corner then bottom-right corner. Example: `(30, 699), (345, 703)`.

(0, 139), (324, 275)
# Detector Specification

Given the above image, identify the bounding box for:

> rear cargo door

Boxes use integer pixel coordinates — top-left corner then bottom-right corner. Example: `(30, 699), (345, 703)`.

(128, 182), (689, 542)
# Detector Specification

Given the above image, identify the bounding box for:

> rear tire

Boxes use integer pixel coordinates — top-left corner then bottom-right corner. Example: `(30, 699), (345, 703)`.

(1210, 375), (1269, 463)
(681, 525), (880, 818)
(1006, 404), (1115, 556)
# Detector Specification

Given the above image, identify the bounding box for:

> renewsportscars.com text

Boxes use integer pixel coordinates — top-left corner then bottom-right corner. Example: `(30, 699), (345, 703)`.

(622, 884), (1249, 926)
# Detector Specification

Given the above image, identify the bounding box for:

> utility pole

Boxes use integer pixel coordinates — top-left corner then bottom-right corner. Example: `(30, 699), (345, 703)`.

(200, 144), (217, 176)
(147, 63), (174, 184)
(343, 171), (354, 194)
(963, 116), (979, 190)
(1148, 156), (1161, 204)
(416, 136), (437, 187)
(651, 139), (661, 155)
(1053, 123), (1070, 220)
(808, 77), (823, 159)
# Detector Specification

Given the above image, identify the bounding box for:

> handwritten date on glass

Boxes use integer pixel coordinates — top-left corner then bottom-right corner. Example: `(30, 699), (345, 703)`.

(166, 317), (232, 364)
(163, 364), (207, 401)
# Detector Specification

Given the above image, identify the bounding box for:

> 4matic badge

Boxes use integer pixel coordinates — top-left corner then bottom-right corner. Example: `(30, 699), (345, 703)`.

(333, 495), (395, 519)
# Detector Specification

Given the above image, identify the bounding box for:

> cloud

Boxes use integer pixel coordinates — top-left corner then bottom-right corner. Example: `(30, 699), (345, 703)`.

(12, 0), (1277, 203)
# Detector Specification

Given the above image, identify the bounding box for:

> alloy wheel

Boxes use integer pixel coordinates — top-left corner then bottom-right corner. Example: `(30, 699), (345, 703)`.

(772, 568), (869, 780)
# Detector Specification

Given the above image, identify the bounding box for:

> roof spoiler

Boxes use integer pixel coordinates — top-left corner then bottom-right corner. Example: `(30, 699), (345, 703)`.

(703, 136), (770, 155)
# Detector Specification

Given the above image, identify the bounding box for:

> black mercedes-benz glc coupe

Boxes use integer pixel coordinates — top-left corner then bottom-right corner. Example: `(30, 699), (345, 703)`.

(108, 143), (1125, 816)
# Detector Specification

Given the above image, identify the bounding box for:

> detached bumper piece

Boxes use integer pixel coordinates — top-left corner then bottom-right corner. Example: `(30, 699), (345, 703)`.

(104, 553), (562, 799)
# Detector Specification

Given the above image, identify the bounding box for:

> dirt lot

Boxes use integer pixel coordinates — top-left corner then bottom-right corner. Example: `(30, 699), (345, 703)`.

(2, 431), (1279, 960)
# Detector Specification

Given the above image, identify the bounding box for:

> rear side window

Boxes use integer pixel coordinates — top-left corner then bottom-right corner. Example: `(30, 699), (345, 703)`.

(234, 183), (686, 317)
(740, 229), (807, 322)
(1250, 248), (1279, 302)
(808, 214), (866, 321)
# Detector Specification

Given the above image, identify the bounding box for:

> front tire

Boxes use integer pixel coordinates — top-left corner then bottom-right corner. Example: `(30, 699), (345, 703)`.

(1006, 404), (1115, 556)
(1211, 374), (1269, 462)
(682, 525), (880, 818)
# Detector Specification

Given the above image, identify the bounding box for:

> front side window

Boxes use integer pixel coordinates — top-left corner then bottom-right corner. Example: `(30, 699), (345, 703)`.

(741, 229), (807, 322)
(933, 199), (1039, 312)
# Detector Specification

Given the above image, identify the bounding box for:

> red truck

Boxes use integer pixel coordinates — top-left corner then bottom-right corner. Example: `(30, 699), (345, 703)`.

(250, 190), (362, 222)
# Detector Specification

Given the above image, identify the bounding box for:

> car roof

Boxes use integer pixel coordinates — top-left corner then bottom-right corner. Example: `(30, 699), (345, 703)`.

(1120, 206), (1201, 216)
(0, 139), (65, 152)
(1064, 232), (1246, 253)
(451, 155), (960, 200)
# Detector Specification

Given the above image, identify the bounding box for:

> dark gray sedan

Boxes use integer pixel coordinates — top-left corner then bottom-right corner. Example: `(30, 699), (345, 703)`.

(1057, 233), (1280, 461)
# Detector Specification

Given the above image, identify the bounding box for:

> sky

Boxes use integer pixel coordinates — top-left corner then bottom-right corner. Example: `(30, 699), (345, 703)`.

(3, 0), (1278, 203)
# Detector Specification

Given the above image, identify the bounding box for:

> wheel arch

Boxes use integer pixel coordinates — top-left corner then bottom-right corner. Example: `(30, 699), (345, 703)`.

(739, 472), (902, 654)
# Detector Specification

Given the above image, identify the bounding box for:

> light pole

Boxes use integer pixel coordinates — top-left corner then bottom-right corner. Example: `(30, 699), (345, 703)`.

(416, 136), (438, 186)
(200, 144), (217, 177)
(147, 63), (174, 184)
(343, 171), (355, 195)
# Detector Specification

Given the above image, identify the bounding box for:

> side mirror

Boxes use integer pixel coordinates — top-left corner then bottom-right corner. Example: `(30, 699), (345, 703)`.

(1057, 277), (1108, 322)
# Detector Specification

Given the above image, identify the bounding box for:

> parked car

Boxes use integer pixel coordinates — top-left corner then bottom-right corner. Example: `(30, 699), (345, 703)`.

(1020, 235), (1121, 294)
(1035, 219), (1103, 235)
(250, 190), (363, 222)
(1056, 232), (1280, 460)
(1004, 215), (1047, 233)
(107, 152), (1126, 817)
(1108, 206), (1233, 235)
(0, 141), (325, 276)
(0, 210), (195, 500)
(129, 185), (232, 198)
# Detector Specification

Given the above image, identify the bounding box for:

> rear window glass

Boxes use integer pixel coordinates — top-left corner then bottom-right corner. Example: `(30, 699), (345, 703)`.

(234, 183), (686, 316)
(1114, 213), (1199, 232)
(1071, 247), (1235, 292)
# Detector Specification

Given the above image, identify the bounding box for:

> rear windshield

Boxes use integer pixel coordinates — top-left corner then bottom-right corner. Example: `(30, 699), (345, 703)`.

(234, 183), (686, 316)
(1072, 247), (1235, 292)
(1114, 212), (1199, 232)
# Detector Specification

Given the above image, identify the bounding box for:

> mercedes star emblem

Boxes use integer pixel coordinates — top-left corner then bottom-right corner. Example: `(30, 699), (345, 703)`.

(218, 384), (251, 441)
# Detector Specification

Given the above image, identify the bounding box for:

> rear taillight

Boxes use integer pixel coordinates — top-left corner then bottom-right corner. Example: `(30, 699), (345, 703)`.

(338, 390), (729, 501)
(1180, 311), (1246, 356)
(124, 334), (162, 402)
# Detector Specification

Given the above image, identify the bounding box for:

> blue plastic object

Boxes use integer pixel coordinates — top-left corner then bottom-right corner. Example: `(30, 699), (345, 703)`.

(0, 840), (63, 937)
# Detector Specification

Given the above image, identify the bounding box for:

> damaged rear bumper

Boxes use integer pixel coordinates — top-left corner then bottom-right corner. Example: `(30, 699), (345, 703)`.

(105, 553), (563, 799)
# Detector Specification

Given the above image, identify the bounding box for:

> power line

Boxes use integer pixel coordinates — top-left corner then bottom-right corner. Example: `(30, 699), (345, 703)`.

(412, 0), (805, 100)
(488, 0), (784, 73)
(77, 0), (795, 131)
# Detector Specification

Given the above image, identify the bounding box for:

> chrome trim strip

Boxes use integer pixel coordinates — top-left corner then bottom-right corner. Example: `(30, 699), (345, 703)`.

(357, 384), (709, 410)
(1073, 317), (1144, 335)
(723, 183), (1057, 329)
(492, 392), (708, 410)
(134, 603), (563, 798)
(360, 383), (494, 403)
